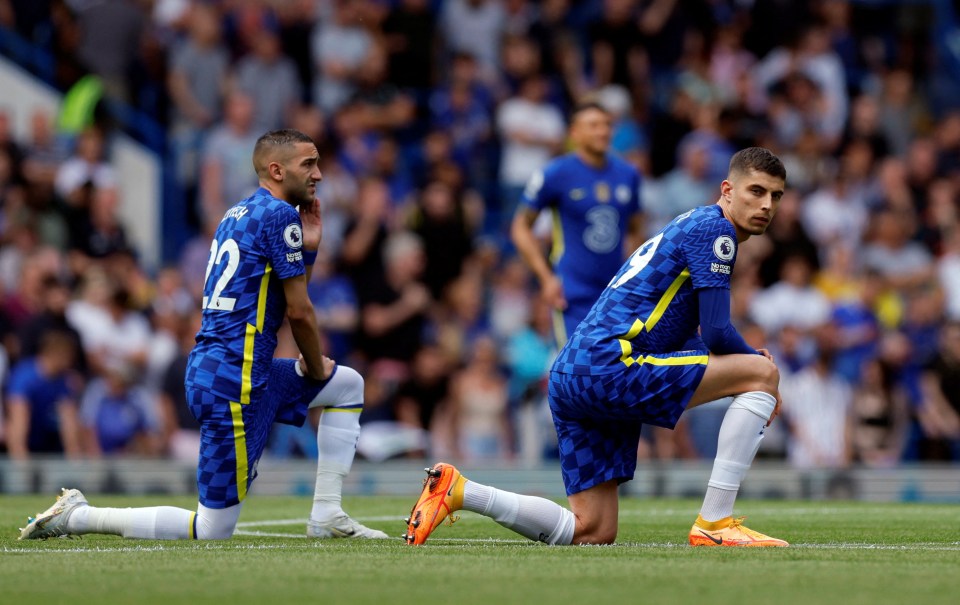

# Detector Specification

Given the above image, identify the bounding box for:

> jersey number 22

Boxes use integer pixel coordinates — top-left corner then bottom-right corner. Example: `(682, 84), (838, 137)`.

(202, 238), (239, 311)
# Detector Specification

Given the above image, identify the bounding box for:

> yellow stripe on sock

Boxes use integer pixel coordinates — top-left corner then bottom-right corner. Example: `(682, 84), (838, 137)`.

(188, 512), (197, 539)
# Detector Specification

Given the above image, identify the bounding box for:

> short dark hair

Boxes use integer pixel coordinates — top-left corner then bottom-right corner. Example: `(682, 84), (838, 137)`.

(569, 101), (609, 123)
(253, 129), (316, 177)
(38, 330), (77, 357)
(728, 147), (786, 181)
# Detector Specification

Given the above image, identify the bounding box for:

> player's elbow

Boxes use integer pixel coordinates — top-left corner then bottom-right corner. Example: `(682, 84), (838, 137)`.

(700, 328), (729, 353)
(285, 301), (314, 324)
(509, 212), (533, 244)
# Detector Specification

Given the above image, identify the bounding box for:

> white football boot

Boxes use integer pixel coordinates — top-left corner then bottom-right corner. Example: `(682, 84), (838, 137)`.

(307, 514), (388, 539)
(19, 488), (88, 540)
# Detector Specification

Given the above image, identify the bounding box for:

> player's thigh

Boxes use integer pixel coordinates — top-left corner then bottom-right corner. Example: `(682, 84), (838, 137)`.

(188, 389), (248, 508)
(550, 373), (644, 498)
(266, 358), (329, 425)
(567, 479), (620, 545)
(687, 354), (779, 408)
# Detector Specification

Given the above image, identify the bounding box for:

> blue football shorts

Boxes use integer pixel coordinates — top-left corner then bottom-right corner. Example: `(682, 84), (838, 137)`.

(548, 350), (708, 496)
(188, 359), (335, 508)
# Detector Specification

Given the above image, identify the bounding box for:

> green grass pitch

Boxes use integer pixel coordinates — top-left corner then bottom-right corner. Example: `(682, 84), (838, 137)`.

(2, 493), (957, 605)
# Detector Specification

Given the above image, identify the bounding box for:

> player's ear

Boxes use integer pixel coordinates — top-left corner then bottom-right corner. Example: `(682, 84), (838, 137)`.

(720, 179), (733, 201)
(268, 161), (284, 181)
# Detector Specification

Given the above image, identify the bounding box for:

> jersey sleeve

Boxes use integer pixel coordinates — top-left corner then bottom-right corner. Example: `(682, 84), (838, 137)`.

(520, 163), (558, 212)
(261, 202), (307, 281)
(683, 215), (738, 290)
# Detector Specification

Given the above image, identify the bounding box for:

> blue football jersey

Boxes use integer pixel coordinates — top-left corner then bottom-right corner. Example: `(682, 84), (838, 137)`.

(521, 153), (642, 307)
(553, 204), (737, 375)
(186, 188), (307, 402)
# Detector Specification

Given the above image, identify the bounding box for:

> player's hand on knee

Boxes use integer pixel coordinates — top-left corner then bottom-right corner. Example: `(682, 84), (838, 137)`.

(757, 348), (774, 362)
(321, 355), (336, 380)
(767, 391), (782, 427)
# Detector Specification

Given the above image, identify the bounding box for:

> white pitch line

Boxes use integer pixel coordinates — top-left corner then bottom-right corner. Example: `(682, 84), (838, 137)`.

(1, 543), (328, 554)
(6, 540), (960, 553)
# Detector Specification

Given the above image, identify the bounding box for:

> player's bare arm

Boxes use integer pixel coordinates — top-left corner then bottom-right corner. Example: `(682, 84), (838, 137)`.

(510, 207), (567, 310)
(283, 274), (330, 381)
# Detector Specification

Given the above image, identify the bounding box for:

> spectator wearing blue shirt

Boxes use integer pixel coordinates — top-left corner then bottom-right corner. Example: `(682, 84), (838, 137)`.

(5, 331), (82, 459)
(79, 360), (161, 457)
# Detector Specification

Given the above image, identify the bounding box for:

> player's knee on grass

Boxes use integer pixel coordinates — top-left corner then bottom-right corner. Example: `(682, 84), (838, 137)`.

(573, 515), (618, 545)
(194, 503), (243, 540)
(309, 365), (364, 409)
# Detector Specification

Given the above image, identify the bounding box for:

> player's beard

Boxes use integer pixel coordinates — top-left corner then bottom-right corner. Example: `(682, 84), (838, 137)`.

(289, 180), (316, 207)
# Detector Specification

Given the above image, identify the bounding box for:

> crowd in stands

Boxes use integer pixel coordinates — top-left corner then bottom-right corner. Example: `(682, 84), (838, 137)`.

(1, 0), (960, 470)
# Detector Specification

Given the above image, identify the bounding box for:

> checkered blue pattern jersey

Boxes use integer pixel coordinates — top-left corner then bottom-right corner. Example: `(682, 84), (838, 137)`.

(185, 187), (307, 402)
(554, 204), (738, 375)
(521, 153), (642, 308)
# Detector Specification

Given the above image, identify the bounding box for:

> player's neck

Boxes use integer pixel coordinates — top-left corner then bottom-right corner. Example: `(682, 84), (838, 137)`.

(575, 148), (607, 168)
(260, 181), (290, 203)
(716, 200), (750, 243)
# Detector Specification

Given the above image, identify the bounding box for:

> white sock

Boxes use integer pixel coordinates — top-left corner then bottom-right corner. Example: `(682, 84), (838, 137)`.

(699, 392), (775, 522)
(462, 480), (575, 545)
(67, 505), (193, 539)
(311, 407), (361, 522)
(194, 502), (243, 539)
(307, 365), (365, 522)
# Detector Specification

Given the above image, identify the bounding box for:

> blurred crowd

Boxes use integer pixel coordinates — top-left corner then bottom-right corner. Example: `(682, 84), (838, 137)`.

(1, 0), (960, 471)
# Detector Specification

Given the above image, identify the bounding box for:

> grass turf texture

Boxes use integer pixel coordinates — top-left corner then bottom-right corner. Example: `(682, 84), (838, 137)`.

(2, 494), (957, 605)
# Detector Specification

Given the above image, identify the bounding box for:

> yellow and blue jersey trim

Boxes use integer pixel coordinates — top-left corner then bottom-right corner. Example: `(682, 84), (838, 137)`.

(617, 268), (706, 368)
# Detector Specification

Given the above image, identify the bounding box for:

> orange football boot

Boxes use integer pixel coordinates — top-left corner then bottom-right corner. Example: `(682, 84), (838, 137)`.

(403, 463), (465, 545)
(689, 515), (788, 547)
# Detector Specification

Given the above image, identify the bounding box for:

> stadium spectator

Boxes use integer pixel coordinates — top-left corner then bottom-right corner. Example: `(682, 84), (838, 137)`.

(66, 276), (151, 379)
(5, 330), (82, 459)
(233, 28), (301, 132)
(506, 295), (556, 465)
(588, 0), (644, 91)
(394, 343), (453, 441)
(167, 2), (230, 205)
(409, 180), (475, 299)
(917, 322), (960, 460)
(307, 247), (359, 363)
(198, 92), (261, 225)
(78, 359), (162, 457)
(53, 127), (115, 203)
(440, 0), (506, 70)
(646, 138), (715, 233)
(449, 334), (511, 461)
(382, 0), (437, 92)
(496, 74), (565, 232)
(781, 325), (855, 469)
(17, 274), (86, 376)
(356, 230), (430, 378)
(851, 358), (910, 467)
(156, 307), (201, 463)
(310, 0), (374, 114)
(749, 254), (832, 335)
(73, 0), (146, 103)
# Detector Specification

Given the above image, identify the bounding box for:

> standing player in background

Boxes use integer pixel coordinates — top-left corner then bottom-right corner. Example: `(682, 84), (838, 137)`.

(20, 130), (388, 541)
(511, 101), (644, 346)
(405, 148), (788, 547)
